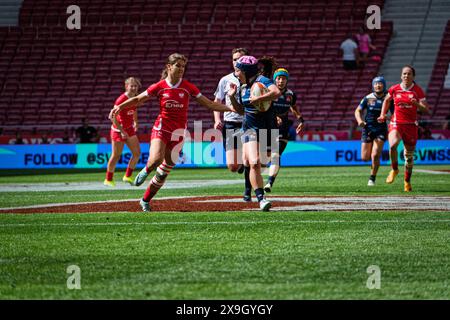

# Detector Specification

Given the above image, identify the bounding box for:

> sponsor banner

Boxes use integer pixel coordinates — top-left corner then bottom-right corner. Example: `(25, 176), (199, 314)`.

(0, 140), (449, 169)
(0, 130), (361, 144)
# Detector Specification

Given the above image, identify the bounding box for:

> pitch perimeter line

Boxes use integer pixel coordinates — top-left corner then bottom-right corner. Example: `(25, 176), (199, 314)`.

(1, 219), (450, 228)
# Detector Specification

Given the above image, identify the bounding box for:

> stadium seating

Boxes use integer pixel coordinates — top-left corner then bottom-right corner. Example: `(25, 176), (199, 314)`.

(426, 20), (450, 128)
(0, 0), (394, 136)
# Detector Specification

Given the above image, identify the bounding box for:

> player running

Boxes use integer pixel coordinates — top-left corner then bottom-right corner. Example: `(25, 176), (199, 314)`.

(104, 77), (142, 187)
(109, 53), (233, 211)
(377, 65), (430, 192)
(264, 68), (304, 192)
(213, 48), (252, 200)
(354, 76), (388, 186)
(228, 55), (281, 211)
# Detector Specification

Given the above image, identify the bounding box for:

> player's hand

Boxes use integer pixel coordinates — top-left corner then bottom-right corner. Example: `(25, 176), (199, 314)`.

(277, 116), (283, 127)
(228, 83), (237, 97)
(358, 121), (366, 128)
(134, 122), (138, 131)
(410, 98), (421, 108)
(296, 122), (305, 135)
(120, 132), (129, 139)
(214, 121), (223, 131)
(109, 107), (120, 120)
(249, 95), (261, 104)
(377, 115), (386, 123)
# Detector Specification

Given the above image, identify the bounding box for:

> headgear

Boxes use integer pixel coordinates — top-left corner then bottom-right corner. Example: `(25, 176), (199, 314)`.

(273, 68), (289, 82)
(372, 76), (386, 93)
(235, 56), (259, 79)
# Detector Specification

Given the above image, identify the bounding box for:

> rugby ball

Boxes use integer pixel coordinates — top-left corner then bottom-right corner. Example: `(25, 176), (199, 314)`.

(250, 82), (271, 112)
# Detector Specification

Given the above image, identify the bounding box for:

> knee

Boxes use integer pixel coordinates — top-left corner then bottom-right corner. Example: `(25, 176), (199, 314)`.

(249, 162), (260, 170)
(149, 158), (163, 169)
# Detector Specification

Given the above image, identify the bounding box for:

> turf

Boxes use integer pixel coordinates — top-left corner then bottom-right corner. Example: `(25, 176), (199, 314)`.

(0, 165), (449, 299)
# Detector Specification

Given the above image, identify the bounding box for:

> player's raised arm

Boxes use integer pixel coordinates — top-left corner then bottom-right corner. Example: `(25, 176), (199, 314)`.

(377, 93), (392, 123)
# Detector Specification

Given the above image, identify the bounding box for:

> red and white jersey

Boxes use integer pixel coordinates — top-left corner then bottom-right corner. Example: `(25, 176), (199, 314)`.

(113, 92), (137, 130)
(388, 83), (426, 124)
(145, 78), (202, 128)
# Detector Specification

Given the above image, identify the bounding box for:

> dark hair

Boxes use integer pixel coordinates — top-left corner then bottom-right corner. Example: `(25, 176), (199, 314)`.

(232, 47), (249, 56)
(161, 53), (188, 80)
(402, 65), (416, 77)
(258, 56), (278, 79)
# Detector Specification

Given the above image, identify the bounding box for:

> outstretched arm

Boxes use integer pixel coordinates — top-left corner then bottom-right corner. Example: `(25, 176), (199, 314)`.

(196, 95), (234, 113)
(109, 91), (150, 119)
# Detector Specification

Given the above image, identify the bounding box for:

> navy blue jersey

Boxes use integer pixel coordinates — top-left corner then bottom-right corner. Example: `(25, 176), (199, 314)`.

(240, 75), (275, 131)
(240, 75), (273, 114)
(272, 88), (297, 117)
(358, 92), (387, 128)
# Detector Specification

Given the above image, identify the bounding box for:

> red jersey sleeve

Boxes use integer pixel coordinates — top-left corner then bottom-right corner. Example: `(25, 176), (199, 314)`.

(184, 80), (202, 98)
(114, 93), (128, 106)
(414, 85), (426, 101)
(146, 82), (161, 97)
(388, 85), (396, 97)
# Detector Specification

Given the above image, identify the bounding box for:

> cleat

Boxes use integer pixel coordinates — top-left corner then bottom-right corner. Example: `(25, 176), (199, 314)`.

(367, 180), (375, 186)
(134, 167), (149, 186)
(404, 181), (412, 192)
(122, 175), (134, 185)
(259, 198), (272, 211)
(237, 165), (245, 174)
(103, 179), (116, 187)
(264, 182), (272, 193)
(140, 199), (151, 212)
(386, 169), (399, 184)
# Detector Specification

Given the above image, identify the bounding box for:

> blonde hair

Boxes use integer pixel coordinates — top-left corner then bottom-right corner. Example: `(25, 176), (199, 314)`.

(161, 53), (188, 80)
(125, 77), (142, 89)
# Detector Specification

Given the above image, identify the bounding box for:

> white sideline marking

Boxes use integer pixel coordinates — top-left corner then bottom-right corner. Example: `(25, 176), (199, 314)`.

(198, 196), (450, 212)
(0, 219), (450, 228)
(0, 196), (200, 211)
(0, 179), (242, 192)
(1, 196), (449, 212)
(415, 169), (450, 175)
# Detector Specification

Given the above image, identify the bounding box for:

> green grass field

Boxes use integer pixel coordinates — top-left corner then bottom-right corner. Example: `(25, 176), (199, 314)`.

(0, 165), (449, 299)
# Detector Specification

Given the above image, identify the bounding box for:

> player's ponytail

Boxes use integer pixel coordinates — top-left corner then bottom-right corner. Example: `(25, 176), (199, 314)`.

(161, 53), (188, 80)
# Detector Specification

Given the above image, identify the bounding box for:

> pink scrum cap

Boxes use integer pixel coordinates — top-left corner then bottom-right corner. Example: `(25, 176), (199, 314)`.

(235, 55), (259, 79)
